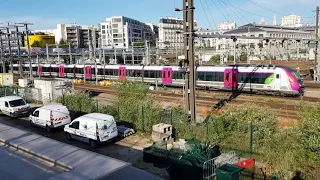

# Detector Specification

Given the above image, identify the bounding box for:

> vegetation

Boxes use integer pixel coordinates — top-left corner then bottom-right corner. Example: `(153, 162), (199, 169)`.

(31, 40), (46, 48)
(58, 83), (320, 179)
(133, 41), (145, 48)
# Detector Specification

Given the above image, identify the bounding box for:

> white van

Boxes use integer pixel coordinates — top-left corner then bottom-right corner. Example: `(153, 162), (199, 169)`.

(29, 103), (71, 133)
(64, 113), (118, 148)
(0, 96), (31, 117)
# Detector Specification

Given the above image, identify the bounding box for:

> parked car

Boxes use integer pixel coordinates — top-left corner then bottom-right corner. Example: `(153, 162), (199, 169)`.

(29, 103), (71, 133)
(0, 96), (30, 117)
(64, 113), (118, 148)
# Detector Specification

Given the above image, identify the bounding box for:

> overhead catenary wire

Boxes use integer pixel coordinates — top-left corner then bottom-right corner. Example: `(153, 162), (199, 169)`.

(220, 0), (273, 20)
(223, 0), (250, 24)
(203, 0), (218, 29)
(200, 0), (214, 30)
(215, 0), (234, 22)
(218, 0), (247, 24)
(210, 0), (231, 22)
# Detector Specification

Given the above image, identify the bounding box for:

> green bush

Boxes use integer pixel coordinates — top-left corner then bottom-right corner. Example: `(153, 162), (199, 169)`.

(298, 104), (320, 163)
(56, 93), (95, 113)
(218, 103), (278, 146)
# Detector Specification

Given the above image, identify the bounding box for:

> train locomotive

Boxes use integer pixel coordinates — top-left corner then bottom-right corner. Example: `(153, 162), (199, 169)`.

(12, 63), (304, 96)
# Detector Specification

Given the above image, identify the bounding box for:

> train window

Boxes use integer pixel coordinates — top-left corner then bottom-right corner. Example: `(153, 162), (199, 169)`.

(114, 70), (118, 76)
(225, 73), (229, 82)
(198, 72), (205, 81)
(144, 71), (149, 78)
(150, 71), (155, 78)
(134, 70), (141, 77)
(205, 72), (213, 81)
(32, 67), (38, 71)
(276, 74), (280, 79)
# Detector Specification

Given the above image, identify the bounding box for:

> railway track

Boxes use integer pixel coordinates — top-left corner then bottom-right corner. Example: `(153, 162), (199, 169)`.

(74, 84), (302, 119)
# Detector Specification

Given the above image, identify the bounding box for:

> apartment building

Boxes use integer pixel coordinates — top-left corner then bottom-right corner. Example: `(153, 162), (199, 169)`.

(158, 17), (198, 50)
(100, 16), (153, 49)
(55, 24), (99, 48)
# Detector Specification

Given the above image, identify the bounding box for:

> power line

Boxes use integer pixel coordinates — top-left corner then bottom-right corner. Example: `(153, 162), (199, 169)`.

(210, 0), (230, 21)
(199, 0), (214, 29)
(203, 0), (218, 29)
(216, 0), (234, 21)
(221, 0), (273, 20)
(223, 0), (250, 24)
(245, 0), (286, 16)
(218, 0), (247, 24)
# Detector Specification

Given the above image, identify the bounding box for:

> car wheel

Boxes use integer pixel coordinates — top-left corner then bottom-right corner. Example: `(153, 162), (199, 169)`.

(30, 120), (35, 128)
(46, 126), (52, 133)
(65, 133), (72, 141)
(90, 140), (97, 149)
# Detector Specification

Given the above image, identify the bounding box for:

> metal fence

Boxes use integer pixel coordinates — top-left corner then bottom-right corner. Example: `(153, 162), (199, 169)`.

(203, 151), (239, 179)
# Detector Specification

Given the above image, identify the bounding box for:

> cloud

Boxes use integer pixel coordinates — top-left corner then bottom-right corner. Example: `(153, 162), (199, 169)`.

(0, 16), (72, 30)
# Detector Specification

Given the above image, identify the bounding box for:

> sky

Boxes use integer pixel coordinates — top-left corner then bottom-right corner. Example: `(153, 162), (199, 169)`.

(0, 0), (318, 30)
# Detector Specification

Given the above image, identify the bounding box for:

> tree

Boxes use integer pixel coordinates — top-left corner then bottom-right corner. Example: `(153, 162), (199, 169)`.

(240, 52), (247, 62)
(31, 40), (46, 48)
(228, 55), (234, 61)
(59, 39), (69, 48)
(133, 41), (144, 48)
(207, 55), (220, 65)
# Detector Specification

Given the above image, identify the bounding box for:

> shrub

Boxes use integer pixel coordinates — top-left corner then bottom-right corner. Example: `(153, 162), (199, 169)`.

(298, 104), (320, 163)
(56, 93), (95, 114)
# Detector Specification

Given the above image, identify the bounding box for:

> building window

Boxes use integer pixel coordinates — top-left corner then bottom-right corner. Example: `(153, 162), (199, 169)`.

(102, 25), (105, 29)
(113, 18), (122, 23)
(102, 30), (105, 34)
(112, 24), (118, 28)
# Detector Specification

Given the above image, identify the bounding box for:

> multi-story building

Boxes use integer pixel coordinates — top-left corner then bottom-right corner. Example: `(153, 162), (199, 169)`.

(55, 24), (100, 48)
(100, 16), (153, 49)
(281, 14), (301, 27)
(218, 21), (236, 30)
(158, 17), (198, 50)
(32, 29), (55, 36)
(195, 23), (316, 61)
(146, 23), (159, 47)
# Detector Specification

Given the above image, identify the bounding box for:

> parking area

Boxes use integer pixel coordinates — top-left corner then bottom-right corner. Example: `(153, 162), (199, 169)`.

(0, 115), (169, 179)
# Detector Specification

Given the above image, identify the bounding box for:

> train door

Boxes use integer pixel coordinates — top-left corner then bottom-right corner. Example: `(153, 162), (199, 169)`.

(119, 66), (126, 80)
(274, 73), (281, 90)
(162, 68), (172, 84)
(59, 65), (65, 77)
(85, 66), (92, 78)
(39, 65), (42, 76)
(224, 68), (238, 89)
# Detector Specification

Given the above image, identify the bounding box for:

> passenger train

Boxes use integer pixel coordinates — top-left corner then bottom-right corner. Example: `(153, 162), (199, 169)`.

(11, 63), (304, 96)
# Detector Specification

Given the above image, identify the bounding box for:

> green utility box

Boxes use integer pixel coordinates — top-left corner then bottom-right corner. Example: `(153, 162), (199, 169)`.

(216, 164), (244, 180)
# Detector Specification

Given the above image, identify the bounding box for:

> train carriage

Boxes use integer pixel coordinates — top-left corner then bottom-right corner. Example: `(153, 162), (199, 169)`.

(12, 63), (304, 96)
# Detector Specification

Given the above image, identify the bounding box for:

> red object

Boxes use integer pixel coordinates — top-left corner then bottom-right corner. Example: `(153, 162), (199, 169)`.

(234, 158), (255, 169)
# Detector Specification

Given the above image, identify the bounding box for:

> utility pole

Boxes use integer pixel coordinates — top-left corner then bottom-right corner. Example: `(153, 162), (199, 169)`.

(131, 46), (134, 64)
(233, 38), (237, 65)
(315, 6), (319, 81)
(46, 44), (49, 63)
(17, 22), (33, 78)
(178, 0), (196, 122)
(69, 42), (72, 64)
(0, 31), (5, 73)
(10, 24), (24, 76)
(4, 25), (12, 73)
(56, 43), (60, 63)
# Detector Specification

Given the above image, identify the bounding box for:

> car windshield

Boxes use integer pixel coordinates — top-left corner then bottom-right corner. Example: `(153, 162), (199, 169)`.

(9, 99), (26, 107)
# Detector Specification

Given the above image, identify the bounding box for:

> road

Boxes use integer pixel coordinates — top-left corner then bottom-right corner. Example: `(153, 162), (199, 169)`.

(0, 115), (169, 179)
(0, 142), (64, 180)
